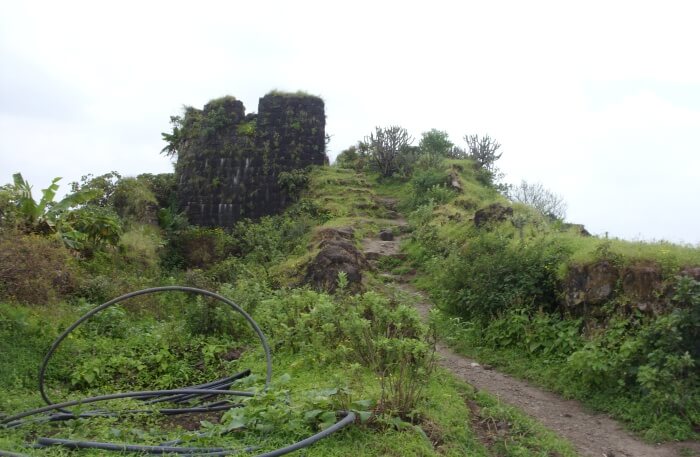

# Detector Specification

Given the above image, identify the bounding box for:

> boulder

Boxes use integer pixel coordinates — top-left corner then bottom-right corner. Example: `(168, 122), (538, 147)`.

(304, 228), (369, 293)
(473, 203), (513, 228)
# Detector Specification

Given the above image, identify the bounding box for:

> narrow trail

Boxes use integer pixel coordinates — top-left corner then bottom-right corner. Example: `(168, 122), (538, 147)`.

(362, 200), (700, 457)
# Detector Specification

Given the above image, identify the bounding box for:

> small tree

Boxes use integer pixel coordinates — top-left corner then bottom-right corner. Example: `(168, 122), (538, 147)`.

(464, 134), (502, 173)
(417, 129), (453, 168)
(69, 171), (122, 207)
(509, 180), (567, 220)
(464, 134), (505, 188)
(365, 126), (414, 178)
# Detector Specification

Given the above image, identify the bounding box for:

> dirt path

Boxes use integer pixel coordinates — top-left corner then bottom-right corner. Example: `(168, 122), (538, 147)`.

(395, 282), (700, 457)
(361, 205), (699, 457)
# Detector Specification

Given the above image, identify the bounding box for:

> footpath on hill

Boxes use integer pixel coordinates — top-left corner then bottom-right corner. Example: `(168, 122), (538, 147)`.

(362, 200), (700, 457)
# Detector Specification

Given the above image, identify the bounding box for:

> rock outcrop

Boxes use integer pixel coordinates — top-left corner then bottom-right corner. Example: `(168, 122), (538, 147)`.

(564, 261), (619, 310)
(564, 261), (700, 315)
(474, 203), (513, 228)
(304, 228), (369, 293)
(621, 264), (665, 313)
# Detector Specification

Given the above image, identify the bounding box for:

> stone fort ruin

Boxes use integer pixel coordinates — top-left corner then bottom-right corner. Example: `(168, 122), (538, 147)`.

(175, 92), (326, 227)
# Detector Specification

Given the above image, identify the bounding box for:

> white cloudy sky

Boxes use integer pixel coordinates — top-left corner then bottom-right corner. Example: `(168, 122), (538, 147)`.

(1, 0), (699, 244)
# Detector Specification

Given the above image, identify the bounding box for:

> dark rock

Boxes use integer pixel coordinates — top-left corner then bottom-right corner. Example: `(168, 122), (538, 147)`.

(621, 264), (664, 313)
(314, 227), (354, 242)
(473, 203), (513, 228)
(304, 228), (369, 293)
(379, 229), (394, 241)
(564, 261), (619, 308)
(562, 223), (592, 237)
(365, 251), (382, 261)
(680, 266), (700, 281)
(385, 210), (401, 220)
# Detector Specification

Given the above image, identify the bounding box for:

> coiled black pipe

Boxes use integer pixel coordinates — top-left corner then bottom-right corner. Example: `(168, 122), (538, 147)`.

(33, 411), (356, 456)
(38, 286), (273, 411)
(0, 286), (355, 456)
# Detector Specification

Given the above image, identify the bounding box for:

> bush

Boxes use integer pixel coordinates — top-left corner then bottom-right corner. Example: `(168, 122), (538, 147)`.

(63, 206), (122, 254)
(364, 126), (415, 178)
(136, 173), (177, 208)
(432, 232), (571, 321)
(335, 145), (363, 170)
(277, 169), (310, 201)
(168, 226), (237, 269)
(509, 180), (567, 220)
(416, 129), (453, 169)
(0, 233), (76, 305)
(111, 177), (158, 223)
(253, 288), (434, 417)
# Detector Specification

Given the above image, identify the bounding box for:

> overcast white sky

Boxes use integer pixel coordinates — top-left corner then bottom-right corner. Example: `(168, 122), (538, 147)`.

(1, 0), (699, 244)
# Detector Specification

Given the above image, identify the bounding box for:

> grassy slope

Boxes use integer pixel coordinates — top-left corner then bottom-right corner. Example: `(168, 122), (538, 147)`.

(0, 165), (578, 456)
(373, 159), (700, 442)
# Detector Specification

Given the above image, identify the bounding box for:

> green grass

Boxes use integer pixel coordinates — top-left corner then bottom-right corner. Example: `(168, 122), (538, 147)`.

(0, 299), (577, 457)
(560, 232), (700, 269)
(0, 162), (588, 456)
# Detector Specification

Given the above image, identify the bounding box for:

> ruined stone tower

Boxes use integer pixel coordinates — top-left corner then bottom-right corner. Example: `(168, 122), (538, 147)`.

(175, 92), (326, 227)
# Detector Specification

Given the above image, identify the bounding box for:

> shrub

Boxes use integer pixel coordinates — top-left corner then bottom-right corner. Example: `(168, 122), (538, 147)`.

(277, 169), (310, 201)
(169, 226), (237, 269)
(509, 180), (567, 220)
(63, 206), (122, 254)
(136, 173), (177, 208)
(111, 177), (158, 223)
(119, 226), (163, 274)
(432, 232), (571, 321)
(417, 129), (453, 169)
(0, 232), (76, 305)
(253, 289), (435, 418)
(335, 145), (363, 170)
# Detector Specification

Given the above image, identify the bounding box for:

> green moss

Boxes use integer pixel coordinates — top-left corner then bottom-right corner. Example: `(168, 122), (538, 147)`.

(266, 89), (323, 100)
(204, 94), (238, 107)
(236, 119), (256, 137)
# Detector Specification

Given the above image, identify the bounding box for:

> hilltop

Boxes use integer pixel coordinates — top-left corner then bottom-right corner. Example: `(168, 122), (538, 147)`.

(0, 99), (699, 456)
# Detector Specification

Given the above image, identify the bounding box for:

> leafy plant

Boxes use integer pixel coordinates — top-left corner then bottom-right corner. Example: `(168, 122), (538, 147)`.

(277, 169), (310, 201)
(10, 173), (100, 235)
(63, 206), (122, 252)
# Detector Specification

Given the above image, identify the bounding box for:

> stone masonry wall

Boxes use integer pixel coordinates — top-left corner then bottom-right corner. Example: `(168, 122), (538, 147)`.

(175, 93), (326, 227)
